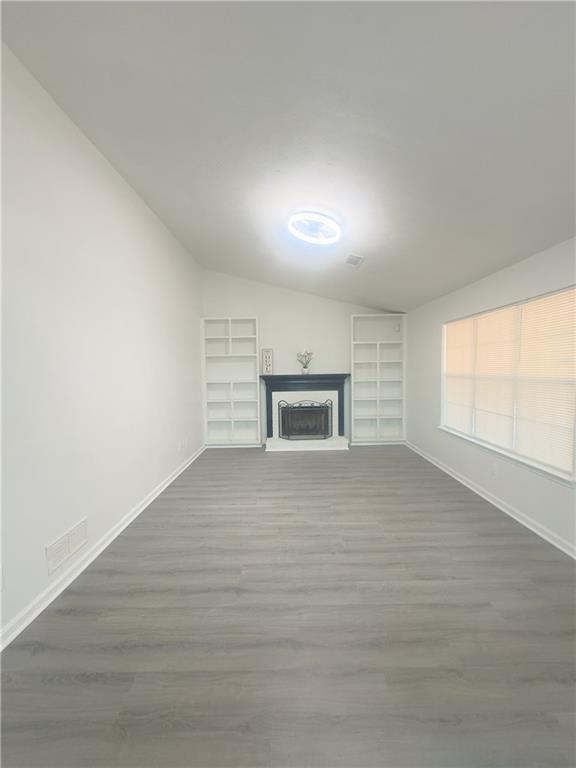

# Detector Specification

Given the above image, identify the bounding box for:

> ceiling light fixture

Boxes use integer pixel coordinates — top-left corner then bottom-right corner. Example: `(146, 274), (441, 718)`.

(287, 211), (341, 245)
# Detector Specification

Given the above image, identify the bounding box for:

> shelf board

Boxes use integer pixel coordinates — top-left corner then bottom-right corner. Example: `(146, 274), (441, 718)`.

(354, 419), (403, 423)
(207, 399), (232, 403)
(205, 354), (257, 358)
(208, 417), (259, 423)
(231, 335), (257, 339)
(353, 340), (402, 345)
(354, 360), (378, 364)
(205, 335), (230, 340)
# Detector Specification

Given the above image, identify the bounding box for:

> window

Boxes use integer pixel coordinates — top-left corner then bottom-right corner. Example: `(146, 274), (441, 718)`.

(442, 287), (576, 480)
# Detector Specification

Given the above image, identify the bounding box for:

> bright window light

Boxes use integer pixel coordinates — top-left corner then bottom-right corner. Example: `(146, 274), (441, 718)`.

(441, 286), (576, 480)
(287, 211), (341, 245)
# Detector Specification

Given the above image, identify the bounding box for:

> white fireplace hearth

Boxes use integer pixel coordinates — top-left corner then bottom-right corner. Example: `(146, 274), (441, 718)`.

(265, 436), (349, 451)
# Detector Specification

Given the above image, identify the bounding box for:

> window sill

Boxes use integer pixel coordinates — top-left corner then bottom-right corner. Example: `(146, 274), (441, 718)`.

(438, 425), (575, 487)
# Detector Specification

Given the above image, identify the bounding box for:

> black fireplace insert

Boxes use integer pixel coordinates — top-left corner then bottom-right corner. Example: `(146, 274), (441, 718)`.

(278, 400), (333, 440)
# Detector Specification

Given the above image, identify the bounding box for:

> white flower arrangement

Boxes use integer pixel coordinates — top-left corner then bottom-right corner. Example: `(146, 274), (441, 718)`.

(297, 350), (313, 373)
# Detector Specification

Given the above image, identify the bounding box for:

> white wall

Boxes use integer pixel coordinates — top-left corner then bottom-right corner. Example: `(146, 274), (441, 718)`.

(202, 269), (375, 374)
(2, 48), (205, 642)
(406, 238), (575, 556)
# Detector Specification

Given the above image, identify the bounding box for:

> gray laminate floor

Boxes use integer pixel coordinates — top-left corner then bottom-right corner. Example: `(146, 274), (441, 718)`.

(2, 446), (575, 767)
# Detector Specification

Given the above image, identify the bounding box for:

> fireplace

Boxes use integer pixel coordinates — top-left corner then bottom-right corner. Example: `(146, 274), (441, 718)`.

(260, 374), (349, 451)
(278, 400), (333, 440)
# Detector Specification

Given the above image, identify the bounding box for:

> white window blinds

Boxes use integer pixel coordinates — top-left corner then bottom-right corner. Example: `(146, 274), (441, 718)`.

(442, 287), (576, 479)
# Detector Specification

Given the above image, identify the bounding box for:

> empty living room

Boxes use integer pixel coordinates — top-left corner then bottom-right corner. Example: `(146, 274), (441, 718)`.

(1, 2), (575, 767)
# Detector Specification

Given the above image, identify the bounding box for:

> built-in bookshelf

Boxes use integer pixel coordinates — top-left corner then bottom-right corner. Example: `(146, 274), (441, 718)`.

(202, 317), (261, 446)
(351, 314), (405, 444)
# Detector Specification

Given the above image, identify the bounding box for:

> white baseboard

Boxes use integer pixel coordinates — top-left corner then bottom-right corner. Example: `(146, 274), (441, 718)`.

(205, 444), (262, 449)
(1, 445), (206, 650)
(406, 441), (575, 559)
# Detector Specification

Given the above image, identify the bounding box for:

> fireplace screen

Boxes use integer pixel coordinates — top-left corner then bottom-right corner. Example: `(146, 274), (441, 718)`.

(278, 400), (333, 440)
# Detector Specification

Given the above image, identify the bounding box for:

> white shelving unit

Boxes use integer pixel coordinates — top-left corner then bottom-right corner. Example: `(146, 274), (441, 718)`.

(351, 314), (405, 444)
(202, 317), (261, 446)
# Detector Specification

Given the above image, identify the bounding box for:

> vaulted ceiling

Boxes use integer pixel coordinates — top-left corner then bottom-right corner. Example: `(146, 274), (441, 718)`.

(4, 1), (574, 310)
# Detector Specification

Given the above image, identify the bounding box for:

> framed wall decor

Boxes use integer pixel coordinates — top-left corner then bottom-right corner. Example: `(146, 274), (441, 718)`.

(261, 348), (274, 375)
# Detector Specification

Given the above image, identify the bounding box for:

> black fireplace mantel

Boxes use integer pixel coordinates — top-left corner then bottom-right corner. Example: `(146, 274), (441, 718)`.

(260, 373), (349, 438)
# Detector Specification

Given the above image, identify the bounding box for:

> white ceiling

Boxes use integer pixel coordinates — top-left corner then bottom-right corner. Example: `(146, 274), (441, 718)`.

(4, 1), (574, 311)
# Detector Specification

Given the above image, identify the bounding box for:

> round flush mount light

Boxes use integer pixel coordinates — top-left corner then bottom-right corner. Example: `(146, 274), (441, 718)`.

(287, 211), (341, 245)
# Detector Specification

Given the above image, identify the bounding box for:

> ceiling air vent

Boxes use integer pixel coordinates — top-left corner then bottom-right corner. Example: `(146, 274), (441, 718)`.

(345, 254), (364, 268)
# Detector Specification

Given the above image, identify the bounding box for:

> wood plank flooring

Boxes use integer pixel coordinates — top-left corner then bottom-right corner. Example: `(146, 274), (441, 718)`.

(2, 446), (575, 767)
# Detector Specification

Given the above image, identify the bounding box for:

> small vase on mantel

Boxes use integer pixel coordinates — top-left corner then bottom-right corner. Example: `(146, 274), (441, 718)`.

(297, 350), (313, 375)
